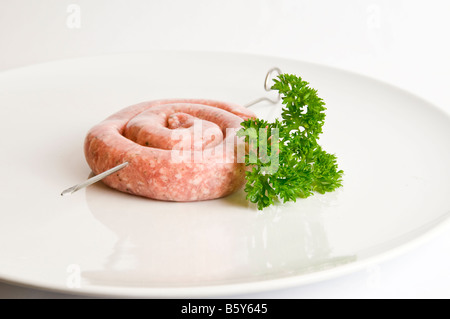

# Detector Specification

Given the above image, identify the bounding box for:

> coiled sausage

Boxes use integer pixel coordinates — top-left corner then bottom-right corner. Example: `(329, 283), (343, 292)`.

(84, 99), (256, 201)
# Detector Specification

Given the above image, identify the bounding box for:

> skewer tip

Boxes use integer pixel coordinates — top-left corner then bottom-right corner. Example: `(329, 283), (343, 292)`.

(60, 162), (129, 197)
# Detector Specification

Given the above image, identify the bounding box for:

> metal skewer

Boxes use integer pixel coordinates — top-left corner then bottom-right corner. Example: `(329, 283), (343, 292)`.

(60, 67), (282, 196)
(243, 67), (282, 108)
(61, 162), (129, 196)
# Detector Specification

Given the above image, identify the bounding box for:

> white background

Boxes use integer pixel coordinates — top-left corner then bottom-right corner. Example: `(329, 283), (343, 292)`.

(0, 0), (449, 299)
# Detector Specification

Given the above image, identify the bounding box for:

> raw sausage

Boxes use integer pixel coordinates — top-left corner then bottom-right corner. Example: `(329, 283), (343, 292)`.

(84, 99), (256, 201)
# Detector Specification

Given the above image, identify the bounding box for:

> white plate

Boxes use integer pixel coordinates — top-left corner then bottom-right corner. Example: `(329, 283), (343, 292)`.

(0, 51), (449, 298)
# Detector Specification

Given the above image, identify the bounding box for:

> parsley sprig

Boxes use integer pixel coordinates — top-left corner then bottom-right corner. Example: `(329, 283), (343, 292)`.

(237, 73), (343, 210)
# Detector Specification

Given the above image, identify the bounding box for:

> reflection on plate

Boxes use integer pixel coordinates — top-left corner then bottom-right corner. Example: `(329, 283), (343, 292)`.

(83, 176), (356, 288)
(0, 51), (449, 297)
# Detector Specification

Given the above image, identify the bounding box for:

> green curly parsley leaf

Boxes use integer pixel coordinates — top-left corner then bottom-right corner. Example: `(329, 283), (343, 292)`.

(237, 73), (343, 210)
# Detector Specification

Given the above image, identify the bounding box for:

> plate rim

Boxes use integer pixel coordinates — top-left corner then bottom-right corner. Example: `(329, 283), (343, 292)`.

(1, 48), (449, 120)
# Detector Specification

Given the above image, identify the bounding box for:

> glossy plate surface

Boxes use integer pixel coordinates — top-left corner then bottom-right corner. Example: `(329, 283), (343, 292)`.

(0, 51), (449, 297)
